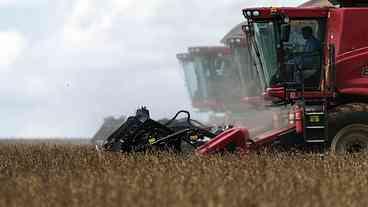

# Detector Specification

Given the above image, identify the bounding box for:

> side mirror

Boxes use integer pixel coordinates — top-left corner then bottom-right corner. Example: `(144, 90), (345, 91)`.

(280, 24), (291, 42)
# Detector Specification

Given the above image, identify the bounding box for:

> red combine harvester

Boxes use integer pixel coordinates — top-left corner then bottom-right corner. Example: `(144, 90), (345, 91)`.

(98, 0), (368, 155)
(198, 0), (368, 155)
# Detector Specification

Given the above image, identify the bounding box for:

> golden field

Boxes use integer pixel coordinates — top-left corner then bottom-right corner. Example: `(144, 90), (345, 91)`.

(0, 143), (368, 207)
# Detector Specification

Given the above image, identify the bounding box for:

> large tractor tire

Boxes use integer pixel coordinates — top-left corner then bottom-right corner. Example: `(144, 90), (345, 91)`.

(331, 124), (368, 154)
(329, 103), (368, 154)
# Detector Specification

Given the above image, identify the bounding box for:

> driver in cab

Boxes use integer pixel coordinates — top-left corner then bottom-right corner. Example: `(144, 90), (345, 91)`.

(271, 25), (322, 86)
(302, 27), (321, 52)
(286, 26), (322, 85)
(300, 26), (322, 85)
(301, 26), (321, 64)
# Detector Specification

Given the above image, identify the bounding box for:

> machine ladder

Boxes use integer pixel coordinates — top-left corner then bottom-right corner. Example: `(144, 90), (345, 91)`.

(303, 99), (328, 143)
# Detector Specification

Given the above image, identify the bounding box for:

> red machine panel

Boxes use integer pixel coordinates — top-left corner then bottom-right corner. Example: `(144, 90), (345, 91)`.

(328, 8), (368, 96)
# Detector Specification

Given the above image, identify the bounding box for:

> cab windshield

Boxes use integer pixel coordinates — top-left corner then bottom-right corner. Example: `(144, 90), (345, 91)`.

(249, 21), (278, 89)
(181, 60), (199, 100)
(193, 54), (239, 102)
(248, 19), (324, 89)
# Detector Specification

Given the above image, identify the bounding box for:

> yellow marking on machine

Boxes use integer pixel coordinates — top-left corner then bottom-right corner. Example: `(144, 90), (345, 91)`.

(309, 116), (321, 123)
(148, 138), (156, 145)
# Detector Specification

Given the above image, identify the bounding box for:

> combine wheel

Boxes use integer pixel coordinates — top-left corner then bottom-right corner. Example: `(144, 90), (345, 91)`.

(331, 124), (368, 154)
(329, 103), (368, 154)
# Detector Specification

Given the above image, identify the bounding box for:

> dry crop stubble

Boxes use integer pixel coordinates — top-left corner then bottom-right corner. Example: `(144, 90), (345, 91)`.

(0, 144), (368, 207)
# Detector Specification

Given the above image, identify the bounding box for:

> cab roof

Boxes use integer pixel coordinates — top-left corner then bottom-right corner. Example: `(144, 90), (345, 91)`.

(220, 22), (245, 44)
(188, 46), (231, 56)
(176, 53), (192, 61)
(299, 0), (334, 8)
(242, 7), (330, 19)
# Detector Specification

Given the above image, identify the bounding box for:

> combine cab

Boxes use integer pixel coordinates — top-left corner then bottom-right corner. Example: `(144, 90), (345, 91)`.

(177, 46), (265, 126)
(183, 46), (237, 112)
(176, 52), (213, 112)
(177, 47), (239, 125)
(178, 46), (255, 112)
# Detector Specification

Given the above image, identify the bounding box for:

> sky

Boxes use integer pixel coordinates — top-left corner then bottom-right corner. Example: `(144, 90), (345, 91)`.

(0, 0), (305, 138)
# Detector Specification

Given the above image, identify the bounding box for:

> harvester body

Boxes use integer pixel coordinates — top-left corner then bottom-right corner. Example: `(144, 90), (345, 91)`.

(232, 0), (368, 154)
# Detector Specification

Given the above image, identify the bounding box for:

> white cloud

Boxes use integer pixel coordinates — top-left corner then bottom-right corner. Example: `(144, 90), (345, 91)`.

(0, 0), (49, 8)
(0, 31), (25, 67)
(62, 0), (106, 47)
(61, 0), (162, 48)
(0, 0), (16, 6)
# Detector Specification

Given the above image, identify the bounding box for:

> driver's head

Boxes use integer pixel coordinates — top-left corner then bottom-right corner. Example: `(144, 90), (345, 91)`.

(302, 26), (313, 40)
